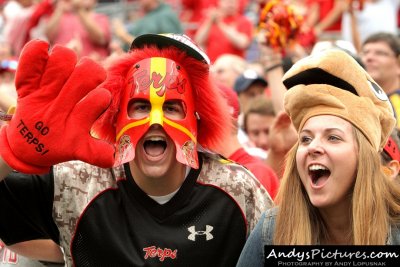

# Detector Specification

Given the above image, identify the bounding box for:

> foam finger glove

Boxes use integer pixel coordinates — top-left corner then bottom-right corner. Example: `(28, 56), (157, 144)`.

(0, 40), (115, 174)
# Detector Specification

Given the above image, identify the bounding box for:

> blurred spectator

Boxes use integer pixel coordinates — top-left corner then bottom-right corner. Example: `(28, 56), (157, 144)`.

(180, 0), (249, 38)
(242, 96), (276, 152)
(180, 0), (211, 38)
(0, 41), (16, 128)
(398, 6), (400, 30)
(216, 83), (280, 199)
(2, 0), (40, 57)
(113, 0), (183, 51)
(272, 0), (346, 53)
(255, 41), (298, 178)
(360, 32), (400, 127)
(342, 0), (399, 48)
(233, 69), (267, 113)
(211, 53), (267, 159)
(194, 0), (253, 63)
(305, 0), (346, 40)
(24, 0), (54, 43)
(0, 40), (16, 83)
(211, 53), (247, 89)
(257, 41), (292, 114)
(233, 68), (271, 159)
(43, 0), (111, 61)
(0, 90), (16, 129)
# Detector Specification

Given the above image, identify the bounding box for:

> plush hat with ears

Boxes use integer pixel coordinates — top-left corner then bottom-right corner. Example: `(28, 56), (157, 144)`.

(93, 34), (231, 156)
(283, 49), (396, 152)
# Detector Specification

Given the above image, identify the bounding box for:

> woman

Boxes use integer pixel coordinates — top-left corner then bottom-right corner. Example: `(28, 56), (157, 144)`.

(236, 49), (400, 266)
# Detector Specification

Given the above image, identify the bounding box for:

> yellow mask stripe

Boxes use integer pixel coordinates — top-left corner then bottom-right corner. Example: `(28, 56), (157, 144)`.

(116, 118), (149, 141)
(164, 118), (196, 143)
(149, 57), (166, 125)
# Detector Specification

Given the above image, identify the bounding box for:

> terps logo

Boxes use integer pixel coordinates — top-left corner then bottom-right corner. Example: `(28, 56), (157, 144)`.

(143, 246), (177, 262)
(130, 68), (187, 97)
(187, 225), (214, 241)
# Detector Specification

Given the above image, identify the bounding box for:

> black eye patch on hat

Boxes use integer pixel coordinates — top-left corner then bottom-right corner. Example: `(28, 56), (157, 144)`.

(282, 67), (358, 96)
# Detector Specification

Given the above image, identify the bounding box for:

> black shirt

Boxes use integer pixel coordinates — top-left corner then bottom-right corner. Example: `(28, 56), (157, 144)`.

(0, 152), (271, 266)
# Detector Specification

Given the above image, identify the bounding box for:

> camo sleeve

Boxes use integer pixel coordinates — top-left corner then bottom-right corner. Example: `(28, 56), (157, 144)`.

(198, 153), (274, 236)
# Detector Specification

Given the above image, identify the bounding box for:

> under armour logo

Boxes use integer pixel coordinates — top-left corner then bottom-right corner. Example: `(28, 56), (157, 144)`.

(187, 225), (214, 241)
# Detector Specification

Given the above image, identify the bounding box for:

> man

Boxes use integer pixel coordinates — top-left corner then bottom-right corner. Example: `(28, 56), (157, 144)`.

(113, 0), (183, 51)
(194, 0), (253, 63)
(360, 32), (400, 127)
(216, 84), (279, 199)
(211, 53), (247, 89)
(242, 96), (276, 152)
(0, 33), (272, 266)
(232, 69), (269, 158)
(43, 0), (111, 61)
(233, 69), (268, 114)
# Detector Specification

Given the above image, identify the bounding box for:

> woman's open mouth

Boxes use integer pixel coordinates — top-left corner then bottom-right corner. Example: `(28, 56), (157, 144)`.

(308, 164), (331, 187)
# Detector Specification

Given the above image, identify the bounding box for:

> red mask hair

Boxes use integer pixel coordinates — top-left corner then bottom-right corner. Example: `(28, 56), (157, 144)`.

(93, 46), (231, 168)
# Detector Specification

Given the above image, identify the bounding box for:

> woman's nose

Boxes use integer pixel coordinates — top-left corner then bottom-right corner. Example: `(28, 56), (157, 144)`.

(307, 138), (324, 156)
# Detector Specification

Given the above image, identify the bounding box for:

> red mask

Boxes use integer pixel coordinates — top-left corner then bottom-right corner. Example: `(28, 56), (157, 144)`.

(115, 57), (198, 168)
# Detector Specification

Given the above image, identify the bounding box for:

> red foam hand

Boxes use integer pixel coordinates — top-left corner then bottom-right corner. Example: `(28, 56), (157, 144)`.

(0, 40), (115, 174)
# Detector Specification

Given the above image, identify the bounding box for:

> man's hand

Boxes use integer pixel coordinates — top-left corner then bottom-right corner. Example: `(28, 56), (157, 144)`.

(268, 111), (298, 154)
(0, 40), (115, 174)
(265, 112), (298, 178)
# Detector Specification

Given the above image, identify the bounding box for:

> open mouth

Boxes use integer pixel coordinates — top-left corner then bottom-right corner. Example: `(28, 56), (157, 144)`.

(308, 164), (331, 186)
(144, 137), (167, 157)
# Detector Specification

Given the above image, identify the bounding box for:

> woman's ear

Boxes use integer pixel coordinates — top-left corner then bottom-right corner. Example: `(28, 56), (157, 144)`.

(387, 160), (400, 181)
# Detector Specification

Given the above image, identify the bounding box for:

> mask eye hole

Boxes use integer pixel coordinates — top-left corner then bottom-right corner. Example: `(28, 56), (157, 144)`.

(127, 99), (150, 119)
(163, 100), (186, 120)
(127, 99), (188, 120)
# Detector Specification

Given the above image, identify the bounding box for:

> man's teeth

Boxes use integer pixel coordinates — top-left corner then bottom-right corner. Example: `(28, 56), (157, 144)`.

(309, 164), (328, 171)
(147, 137), (165, 142)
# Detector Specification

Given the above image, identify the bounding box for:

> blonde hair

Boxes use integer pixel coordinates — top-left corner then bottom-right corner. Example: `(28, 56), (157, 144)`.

(274, 127), (400, 245)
